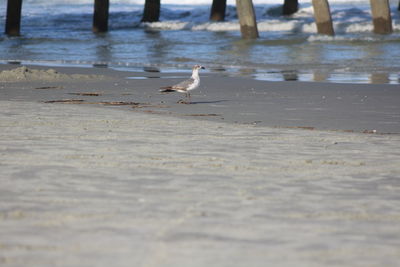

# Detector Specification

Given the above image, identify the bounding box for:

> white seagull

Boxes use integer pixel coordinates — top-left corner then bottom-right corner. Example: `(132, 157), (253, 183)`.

(160, 64), (205, 104)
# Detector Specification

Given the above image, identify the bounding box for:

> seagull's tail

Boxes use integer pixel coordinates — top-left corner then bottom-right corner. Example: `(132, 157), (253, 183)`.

(159, 87), (176, 93)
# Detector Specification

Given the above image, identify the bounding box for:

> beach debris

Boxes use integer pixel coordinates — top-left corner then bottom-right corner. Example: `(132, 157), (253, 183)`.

(45, 99), (85, 103)
(295, 126), (315, 130)
(103, 101), (142, 106)
(184, 114), (221, 117)
(35, 86), (64, 90)
(45, 100), (140, 105)
(68, 92), (102, 96)
(130, 104), (171, 109)
(363, 129), (378, 134)
(140, 110), (173, 115)
(177, 99), (191, 104)
(0, 66), (106, 82)
(43, 99), (166, 109)
(283, 126), (315, 131)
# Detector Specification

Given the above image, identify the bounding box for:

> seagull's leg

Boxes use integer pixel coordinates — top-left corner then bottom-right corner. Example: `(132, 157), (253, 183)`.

(187, 93), (191, 104)
(178, 93), (187, 104)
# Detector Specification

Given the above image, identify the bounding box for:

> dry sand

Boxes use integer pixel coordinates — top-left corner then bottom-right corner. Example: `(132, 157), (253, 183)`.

(1, 65), (400, 266)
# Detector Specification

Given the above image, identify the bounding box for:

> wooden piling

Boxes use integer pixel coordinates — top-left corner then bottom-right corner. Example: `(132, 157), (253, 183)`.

(370, 0), (393, 34)
(210, 0), (227, 21)
(282, 0), (298, 16)
(5, 0), (23, 36)
(236, 0), (259, 39)
(142, 0), (160, 22)
(93, 0), (109, 33)
(312, 0), (334, 36)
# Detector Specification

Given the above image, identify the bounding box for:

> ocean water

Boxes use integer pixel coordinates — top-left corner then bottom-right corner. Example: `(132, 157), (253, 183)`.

(0, 0), (399, 84)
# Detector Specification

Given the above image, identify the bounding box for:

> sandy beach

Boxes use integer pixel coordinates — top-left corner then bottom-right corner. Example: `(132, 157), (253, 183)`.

(1, 64), (400, 266)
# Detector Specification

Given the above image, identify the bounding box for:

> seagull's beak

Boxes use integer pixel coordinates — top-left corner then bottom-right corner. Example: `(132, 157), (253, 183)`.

(200, 66), (205, 70)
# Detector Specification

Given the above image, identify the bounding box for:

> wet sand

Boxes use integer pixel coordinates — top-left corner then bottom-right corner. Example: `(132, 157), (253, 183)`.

(1, 64), (400, 266)
(1, 64), (399, 133)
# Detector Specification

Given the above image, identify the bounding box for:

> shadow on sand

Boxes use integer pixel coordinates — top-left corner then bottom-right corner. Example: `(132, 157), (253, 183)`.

(181, 100), (229, 105)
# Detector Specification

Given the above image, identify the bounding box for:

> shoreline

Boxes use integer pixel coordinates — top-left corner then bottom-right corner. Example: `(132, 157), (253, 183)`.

(1, 60), (399, 85)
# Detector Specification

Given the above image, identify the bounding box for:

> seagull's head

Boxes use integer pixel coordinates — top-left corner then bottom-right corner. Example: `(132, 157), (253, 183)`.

(194, 64), (205, 70)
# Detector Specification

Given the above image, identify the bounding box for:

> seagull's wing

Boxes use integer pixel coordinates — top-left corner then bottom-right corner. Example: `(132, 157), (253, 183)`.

(160, 78), (194, 92)
(172, 78), (195, 91)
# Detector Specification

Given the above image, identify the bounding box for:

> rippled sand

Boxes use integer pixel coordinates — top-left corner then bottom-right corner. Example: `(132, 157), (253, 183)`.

(1, 100), (399, 266)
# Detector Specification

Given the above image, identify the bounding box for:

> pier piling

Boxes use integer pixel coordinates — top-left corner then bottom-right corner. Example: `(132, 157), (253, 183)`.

(283, 0), (298, 15)
(210, 0), (227, 21)
(5, 0), (23, 36)
(370, 0), (393, 34)
(236, 0), (259, 39)
(312, 0), (335, 36)
(142, 0), (160, 22)
(93, 0), (109, 33)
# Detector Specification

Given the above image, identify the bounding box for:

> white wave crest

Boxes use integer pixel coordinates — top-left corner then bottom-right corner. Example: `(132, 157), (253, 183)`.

(142, 21), (190, 30)
(345, 22), (373, 33)
(193, 22), (240, 32)
(258, 20), (299, 32)
(308, 35), (380, 42)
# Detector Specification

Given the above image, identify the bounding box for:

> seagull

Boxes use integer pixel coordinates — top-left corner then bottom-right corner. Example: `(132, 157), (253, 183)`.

(160, 64), (205, 104)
